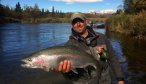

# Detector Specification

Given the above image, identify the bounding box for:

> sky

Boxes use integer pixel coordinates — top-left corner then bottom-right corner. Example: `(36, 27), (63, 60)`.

(0, 0), (123, 13)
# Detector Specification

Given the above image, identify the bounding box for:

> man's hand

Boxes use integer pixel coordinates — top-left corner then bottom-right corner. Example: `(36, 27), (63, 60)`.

(118, 80), (125, 84)
(96, 45), (105, 54)
(58, 60), (71, 73)
(50, 60), (71, 73)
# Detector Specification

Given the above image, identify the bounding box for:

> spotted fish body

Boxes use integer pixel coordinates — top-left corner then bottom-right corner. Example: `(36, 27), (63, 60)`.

(21, 46), (100, 76)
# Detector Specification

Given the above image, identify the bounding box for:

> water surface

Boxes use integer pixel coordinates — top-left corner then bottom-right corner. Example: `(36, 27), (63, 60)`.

(108, 33), (146, 84)
(0, 23), (72, 84)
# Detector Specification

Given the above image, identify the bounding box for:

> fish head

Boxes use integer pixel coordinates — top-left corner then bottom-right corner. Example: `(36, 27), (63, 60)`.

(21, 57), (36, 68)
(21, 55), (47, 69)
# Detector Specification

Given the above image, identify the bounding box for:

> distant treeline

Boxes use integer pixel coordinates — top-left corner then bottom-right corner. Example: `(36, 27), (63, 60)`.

(106, 0), (146, 39)
(0, 2), (71, 23)
(0, 2), (108, 23)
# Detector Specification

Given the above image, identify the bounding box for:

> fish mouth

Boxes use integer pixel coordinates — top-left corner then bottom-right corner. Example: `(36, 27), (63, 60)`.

(21, 60), (31, 68)
(21, 59), (38, 68)
(21, 59), (33, 68)
(21, 63), (31, 68)
(21, 63), (38, 68)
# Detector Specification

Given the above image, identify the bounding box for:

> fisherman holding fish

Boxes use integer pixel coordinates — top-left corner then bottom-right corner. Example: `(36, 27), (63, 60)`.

(20, 12), (124, 84)
(21, 12), (125, 84)
(50, 13), (125, 84)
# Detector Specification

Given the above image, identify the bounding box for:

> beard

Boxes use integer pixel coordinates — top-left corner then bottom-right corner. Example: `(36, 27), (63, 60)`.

(78, 27), (86, 35)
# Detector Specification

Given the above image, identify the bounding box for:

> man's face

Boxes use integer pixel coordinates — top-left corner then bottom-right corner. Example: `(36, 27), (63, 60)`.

(72, 18), (86, 34)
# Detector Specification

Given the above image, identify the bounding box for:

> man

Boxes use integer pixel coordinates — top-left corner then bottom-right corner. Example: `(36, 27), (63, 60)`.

(50, 12), (125, 84)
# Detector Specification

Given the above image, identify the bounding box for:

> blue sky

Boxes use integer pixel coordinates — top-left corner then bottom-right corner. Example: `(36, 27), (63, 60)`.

(1, 0), (123, 12)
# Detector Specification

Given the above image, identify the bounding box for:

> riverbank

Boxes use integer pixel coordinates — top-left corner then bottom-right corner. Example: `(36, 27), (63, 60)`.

(0, 17), (107, 24)
(106, 11), (146, 40)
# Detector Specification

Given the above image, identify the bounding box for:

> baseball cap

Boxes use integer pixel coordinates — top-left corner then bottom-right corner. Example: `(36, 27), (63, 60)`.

(71, 12), (86, 22)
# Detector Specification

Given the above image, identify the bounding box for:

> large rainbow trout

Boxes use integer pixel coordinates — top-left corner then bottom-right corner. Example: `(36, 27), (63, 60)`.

(21, 46), (101, 82)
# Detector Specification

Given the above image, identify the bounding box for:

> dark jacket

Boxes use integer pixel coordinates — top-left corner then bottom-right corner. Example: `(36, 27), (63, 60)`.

(64, 26), (124, 83)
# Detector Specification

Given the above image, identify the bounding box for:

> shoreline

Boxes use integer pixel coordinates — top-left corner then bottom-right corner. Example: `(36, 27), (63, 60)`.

(0, 17), (107, 24)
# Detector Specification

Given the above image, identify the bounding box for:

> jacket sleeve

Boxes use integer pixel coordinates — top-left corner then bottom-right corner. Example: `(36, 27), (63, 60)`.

(96, 32), (106, 45)
(96, 32), (124, 80)
(106, 39), (124, 81)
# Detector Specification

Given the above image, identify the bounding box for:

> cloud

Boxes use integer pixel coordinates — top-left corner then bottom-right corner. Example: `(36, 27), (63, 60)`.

(50, 0), (103, 3)
(87, 9), (116, 14)
(99, 9), (116, 13)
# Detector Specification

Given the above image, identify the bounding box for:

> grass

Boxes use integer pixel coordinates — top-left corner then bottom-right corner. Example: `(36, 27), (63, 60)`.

(106, 11), (146, 40)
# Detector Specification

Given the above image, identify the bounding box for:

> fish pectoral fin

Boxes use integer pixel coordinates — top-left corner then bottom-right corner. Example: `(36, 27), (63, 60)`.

(83, 68), (89, 73)
(72, 68), (78, 74)
(84, 68), (92, 78)
(84, 65), (97, 77)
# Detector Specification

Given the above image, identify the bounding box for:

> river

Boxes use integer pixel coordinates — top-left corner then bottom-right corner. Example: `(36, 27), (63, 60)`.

(0, 23), (146, 84)
(108, 33), (146, 84)
(0, 23), (72, 84)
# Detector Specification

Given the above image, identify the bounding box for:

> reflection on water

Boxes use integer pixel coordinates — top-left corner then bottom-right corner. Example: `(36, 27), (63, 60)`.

(0, 23), (71, 62)
(110, 39), (128, 83)
(94, 29), (105, 35)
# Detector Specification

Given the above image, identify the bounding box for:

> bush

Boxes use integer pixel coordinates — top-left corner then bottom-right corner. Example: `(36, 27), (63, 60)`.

(106, 12), (146, 39)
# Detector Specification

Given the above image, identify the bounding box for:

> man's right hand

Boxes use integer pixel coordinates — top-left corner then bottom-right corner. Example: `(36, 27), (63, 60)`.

(50, 60), (71, 73)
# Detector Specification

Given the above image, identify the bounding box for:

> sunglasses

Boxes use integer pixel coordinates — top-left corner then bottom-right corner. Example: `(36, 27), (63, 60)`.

(72, 18), (84, 25)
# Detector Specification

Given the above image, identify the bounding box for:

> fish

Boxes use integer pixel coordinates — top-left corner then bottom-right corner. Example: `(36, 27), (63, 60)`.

(21, 46), (100, 76)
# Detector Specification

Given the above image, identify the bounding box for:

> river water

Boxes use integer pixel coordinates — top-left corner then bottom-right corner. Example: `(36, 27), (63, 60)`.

(108, 33), (146, 84)
(0, 23), (146, 84)
(0, 23), (72, 84)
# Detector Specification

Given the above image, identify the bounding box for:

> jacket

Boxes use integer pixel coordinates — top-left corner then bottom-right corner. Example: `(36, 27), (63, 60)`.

(64, 26), (124, 83)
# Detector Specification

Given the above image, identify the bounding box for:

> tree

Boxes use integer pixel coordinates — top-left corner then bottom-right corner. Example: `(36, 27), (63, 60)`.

(14, 2), (23, 19)
(23, 5), (32, 18)
(41, 8), (45, 16)
(15, 2), (22, 13)
(59, 10), (64, 18)
(30, 4), (40, 22)
(116, 9), (123, 14)
(0, 4), (5, 17)
(135, 0), (146, 13)
(45, 9), (50, 14)
(124, 0), (136, 14)
(51, 6), (55, 17)
(124, 0), (146, 14)
(116, 5), (124, 14)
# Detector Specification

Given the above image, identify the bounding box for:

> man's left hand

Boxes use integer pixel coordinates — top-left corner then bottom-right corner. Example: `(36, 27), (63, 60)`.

(96, 44), (105, 54)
